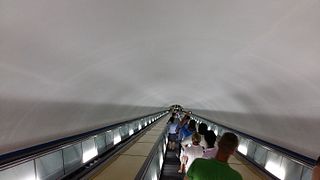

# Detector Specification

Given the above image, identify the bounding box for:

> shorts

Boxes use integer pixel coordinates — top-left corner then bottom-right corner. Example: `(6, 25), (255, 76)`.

(168, 133), (177, 142)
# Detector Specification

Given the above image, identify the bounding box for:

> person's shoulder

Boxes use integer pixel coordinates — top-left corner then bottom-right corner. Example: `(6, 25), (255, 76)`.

(194, 145), (204, 151)
(314, 165), (320, 171)
(313, 165), (320, 176)
(193, 158), (211, 164)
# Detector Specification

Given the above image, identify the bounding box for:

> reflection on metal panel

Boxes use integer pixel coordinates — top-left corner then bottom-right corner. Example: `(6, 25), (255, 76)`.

(35, 151), (64, 179)
(0, 161), (35, 180)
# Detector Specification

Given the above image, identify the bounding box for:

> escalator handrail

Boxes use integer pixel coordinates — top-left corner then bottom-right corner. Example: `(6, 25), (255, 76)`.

(0, 110), (168, 169)
(191, 114), (315, 167)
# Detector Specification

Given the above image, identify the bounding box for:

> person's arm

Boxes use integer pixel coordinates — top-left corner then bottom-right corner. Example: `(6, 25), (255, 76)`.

(175, 124), (181, 133)
(181, 124), (188, 135)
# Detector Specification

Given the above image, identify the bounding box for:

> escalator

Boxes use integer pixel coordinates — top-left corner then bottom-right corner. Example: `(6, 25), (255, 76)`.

(160, 146), (184, 180)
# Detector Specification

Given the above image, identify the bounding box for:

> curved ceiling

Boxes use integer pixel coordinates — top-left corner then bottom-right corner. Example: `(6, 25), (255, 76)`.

(1, 0), (319, 158)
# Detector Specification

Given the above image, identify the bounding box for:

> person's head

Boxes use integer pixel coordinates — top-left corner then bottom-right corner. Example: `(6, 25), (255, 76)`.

(192, 132), (201, 145)
(204, 130), (217, 148)
(218, 132), (239, 155)
(198, 123), (208, 135)
(173, 113), (179, 119)
(316, 156), (320, 166)
(168, 117), (174, 123)
(188, 120), (196, 131)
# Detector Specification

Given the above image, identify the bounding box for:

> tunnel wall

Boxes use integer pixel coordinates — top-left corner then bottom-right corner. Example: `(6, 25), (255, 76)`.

(0, 99), (164, 155)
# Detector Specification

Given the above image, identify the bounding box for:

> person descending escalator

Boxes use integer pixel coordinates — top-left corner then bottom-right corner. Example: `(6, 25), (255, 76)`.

(181, 123), (208, 149)
(175, 113), (191, 157)
(178, 132), (203, 174)
(167, 116), (178, 151)
(202, 130), (218, 159)
(181, 118), (196, 140)
(184, 132), (243, 180)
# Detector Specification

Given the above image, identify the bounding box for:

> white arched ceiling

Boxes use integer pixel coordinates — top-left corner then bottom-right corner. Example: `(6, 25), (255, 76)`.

(1, 0), (319, 158)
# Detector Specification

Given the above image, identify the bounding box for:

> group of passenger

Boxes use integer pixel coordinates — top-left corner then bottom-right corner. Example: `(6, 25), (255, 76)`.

(167, 111), (320, 180)
(167, 112), (242, 180)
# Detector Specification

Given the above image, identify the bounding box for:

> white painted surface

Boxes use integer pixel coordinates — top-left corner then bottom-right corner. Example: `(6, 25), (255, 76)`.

(0, 0), (319, 158)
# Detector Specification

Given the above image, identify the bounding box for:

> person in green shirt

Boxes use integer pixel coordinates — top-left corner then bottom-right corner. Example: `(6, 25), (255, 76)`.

(184, 132), (243, 180)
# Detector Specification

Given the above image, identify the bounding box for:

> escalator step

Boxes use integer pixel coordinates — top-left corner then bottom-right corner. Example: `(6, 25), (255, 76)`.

(160, 147), (184, 180)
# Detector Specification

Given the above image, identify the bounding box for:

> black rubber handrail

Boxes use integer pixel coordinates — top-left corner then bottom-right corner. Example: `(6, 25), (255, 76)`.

(0, 110), (168, 169)
(65, 115), (167, 180)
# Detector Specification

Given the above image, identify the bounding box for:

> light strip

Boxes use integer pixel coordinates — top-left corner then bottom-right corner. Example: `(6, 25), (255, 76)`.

(265, 161), (286, 180)
(237, 144), (248, 155)
(129, 129), (134, 136)
(82, 148), (98, 163)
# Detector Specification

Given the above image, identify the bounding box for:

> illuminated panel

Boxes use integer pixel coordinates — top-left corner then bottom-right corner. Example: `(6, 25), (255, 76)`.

(113, 128), (121, 145)
(237, 138), (248, 155)
(265, 161), (286, 180)
(152, 173), (158, 180)
(159, 153), (164, 169)
(129, 129), (134, 136)
(163, 143), (167, 153)
(214, 128), (218, 136)
(0, 160), (36, 180)
(237, 144), (248, 155)
(82, 138), (98, 163)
